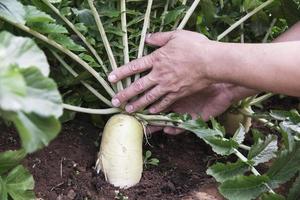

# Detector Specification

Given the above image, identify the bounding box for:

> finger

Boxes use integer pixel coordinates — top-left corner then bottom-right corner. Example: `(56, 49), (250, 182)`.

(108, 54), (154, 83)
(111, 76), (155, 107)
(164, 127), (185, 135)
(146, 31), (175, 47)
(125, 86), (166, 113)
(149, 93), (178, 114)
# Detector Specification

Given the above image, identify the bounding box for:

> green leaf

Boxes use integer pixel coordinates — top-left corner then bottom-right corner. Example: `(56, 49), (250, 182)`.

(0, 150), (26, 175)
(20, 67), (63, 118)
(164, 8), (185, 25)
(11, 112), (61, 153)
(0, 31), (50, 76)
(29, 22), (68, 34)
(219, 175), (269, 200)
(261, 193), (286, 200)
(267, 142), (300, 188)
(0, 67), (62, 118)
(248, 135), (278, 166)
(24, 5), (55, 23)
(233, 124), (246, 145)
(205, 136), (239, 155)
(207, 161), (249, 183)
(49, 33), (86, 52)
(0, 0), (26, 24)
(1, 165), (35, 200)
(287, 175), (300, 200)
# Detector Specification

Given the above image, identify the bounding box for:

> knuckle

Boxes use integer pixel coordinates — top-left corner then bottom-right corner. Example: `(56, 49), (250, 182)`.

(133, 79), (144, 92)
(129, 62), (139, 72)
(146, 92), (156, 103)
(118, 92), (127, 101)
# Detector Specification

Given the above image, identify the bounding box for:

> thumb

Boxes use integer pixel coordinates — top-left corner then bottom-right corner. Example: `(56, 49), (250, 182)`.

(145, 31), (174, 47)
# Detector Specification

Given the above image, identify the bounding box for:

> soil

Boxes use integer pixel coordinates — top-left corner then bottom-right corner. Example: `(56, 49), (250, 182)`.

(0, 119), (224, 200)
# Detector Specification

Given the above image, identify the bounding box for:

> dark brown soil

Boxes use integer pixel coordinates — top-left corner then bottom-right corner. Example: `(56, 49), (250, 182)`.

(0, 120), (223, 200)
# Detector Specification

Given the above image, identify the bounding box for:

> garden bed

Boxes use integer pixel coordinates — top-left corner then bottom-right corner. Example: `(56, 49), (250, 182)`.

(0, 119), (223, 200)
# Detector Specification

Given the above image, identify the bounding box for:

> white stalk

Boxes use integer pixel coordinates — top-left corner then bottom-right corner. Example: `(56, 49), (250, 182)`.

(96, 114), (144, 188)
(159, 0), (170, 32)
(234, 149), (275, 194)
(262, 18), (277, 43)
(177, 0), (201, 30)
(172, 0), (188, 29)
(120, 0), (131, 87)
(51, 51), (112, 107)
(134, 0), (153, 81)
(88, 0), (124, 92)
(63, 104), (120, 115)
(2, 18), (116, 97)
(41, 0), (108, 74)
(217, 0), (274, 41)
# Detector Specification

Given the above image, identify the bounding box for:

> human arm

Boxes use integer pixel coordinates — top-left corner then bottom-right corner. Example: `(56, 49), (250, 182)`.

(108, 22), (300, 114)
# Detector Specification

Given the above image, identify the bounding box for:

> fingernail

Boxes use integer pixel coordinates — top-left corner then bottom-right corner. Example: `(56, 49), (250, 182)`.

(108, 74), (117, 82)
(149, 108), (156, 113)
(146, 33), (152, 38)
(112, 98), (121, 107)
(125, 105), (134, 113)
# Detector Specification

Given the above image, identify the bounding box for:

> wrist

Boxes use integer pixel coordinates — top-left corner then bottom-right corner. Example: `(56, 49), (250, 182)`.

(230, 85), (259, 103)
(202, 41), (233, 83)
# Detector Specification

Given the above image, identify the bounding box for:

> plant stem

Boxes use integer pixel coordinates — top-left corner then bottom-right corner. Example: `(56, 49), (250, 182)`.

(87, 0), (123, 92)
(41, 0), (108, 74)
(120, 0), (131, 87)
(172, 0), (188, 30)
(249, 93), (274, 106)
(239, 144), (251, 151)
(177, 0), (201, 30)
(234, 149), (275, 194)
(135, 0), (153, 81)
(63, 104), (121, 115)
(217, 0), (274, 41)
(159, 0), (170, 32)
(2, 17), (116, 97)
(262, 18), (277, 43)
(51, 51), (112, 107)
(135, 113), (182, 123)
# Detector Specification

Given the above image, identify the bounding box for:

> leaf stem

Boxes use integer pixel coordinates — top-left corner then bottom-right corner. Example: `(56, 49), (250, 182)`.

(135, 0), (153, 81)
(1, 17), (116, 97)
(51, 51), (112, 107)
(217, 0), (274, 41)
(87, 0), (123, 92)
(120, 0), (131, 87)
(41, 0), (108, 74)
(63, 104), (120, 115)
(172, 0), (188, 30)
(262, 18), (277, 43)
(159, 0), (170, 32)
(234, 149), (275, 194)
(177, 0), (201, 30)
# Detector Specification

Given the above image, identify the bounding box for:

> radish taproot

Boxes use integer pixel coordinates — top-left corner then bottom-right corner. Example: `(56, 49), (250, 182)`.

(220, 111), (252, 135)
(95, 114), (144, 188)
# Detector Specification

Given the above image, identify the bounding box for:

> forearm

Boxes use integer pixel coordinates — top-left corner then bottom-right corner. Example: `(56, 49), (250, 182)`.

(214, 21), (300, 99)
(211, 41), (300, 97)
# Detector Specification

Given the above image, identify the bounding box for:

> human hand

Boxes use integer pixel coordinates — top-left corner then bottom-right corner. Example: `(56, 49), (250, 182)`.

(151, 84), (258, 135)
(108, 30), (215, 113)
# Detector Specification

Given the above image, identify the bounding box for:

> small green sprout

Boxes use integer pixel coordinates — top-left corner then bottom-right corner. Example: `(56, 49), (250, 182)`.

(143, 150), (160, 167)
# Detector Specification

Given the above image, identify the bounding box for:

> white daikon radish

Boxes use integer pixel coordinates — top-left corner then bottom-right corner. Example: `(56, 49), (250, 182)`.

(95, 114), (144, 188)
(220, 111), (252, 135)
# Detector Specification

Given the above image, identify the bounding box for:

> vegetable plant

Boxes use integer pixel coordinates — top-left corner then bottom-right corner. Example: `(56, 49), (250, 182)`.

(0, 0), (299, 199)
